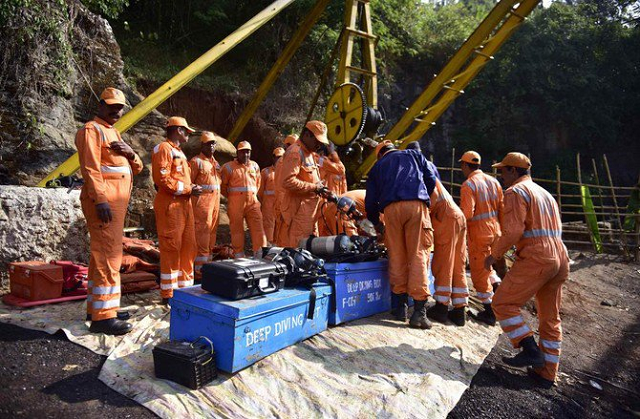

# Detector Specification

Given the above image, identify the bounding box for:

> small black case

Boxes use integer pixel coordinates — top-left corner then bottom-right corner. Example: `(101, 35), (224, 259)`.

(201, 258), (286, 300)
(153, 338), (217, 389)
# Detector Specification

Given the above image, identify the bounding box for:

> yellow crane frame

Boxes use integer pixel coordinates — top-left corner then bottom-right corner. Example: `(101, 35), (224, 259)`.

(39, 0), (539, 187)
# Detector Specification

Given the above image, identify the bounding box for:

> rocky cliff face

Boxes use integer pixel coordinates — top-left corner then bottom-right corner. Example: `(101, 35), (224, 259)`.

(0, 186), (89, 268)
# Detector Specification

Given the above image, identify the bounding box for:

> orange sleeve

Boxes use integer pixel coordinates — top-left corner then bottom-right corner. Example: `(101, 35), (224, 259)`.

(152, 144), (189, 195)
(258, 168), (267, 201)
(281, 151), (316, 194)
(220, 163), (230, 198)
(321, 154), (346, 176)
(491, 190), (527, 258)
(497, 183), (505, 226)
(460, 182), (475, 221)
(129, 153), (144, 176)
(75, 125), (108, 204)
(254, 162), (262, 194)
(189, 158), (200, 184)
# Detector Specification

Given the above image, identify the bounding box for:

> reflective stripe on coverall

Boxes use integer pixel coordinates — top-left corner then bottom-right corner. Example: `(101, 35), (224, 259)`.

(189, 153), (221, 278)
(258, 165), (277, 243)
(221, 160), (267, 257)
(430, 180), (468, 308)
(278, 140), (322, 247)
(152, 140), (197, 298)
(384, 200), (433, 301)
(319, 189), (366, 236)
(460, 170), (503, 303)
(491, 175), (569, 382)
(77, 118), (143, 320)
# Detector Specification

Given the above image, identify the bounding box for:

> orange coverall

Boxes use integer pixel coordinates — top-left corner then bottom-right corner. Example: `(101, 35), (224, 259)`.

(189, 153), (221, 278)
(272, 158), (286, 245)
(318, 154), (347, 196)
(460, 170), (503, 304)
(152, 140), (197, 298)
(319, 189), (366, 236)
(77, 117), (143, 321)
(384, 201), (433, 301)
(258, 165), (277, 243)
(278, 140), (322, 247)
(491, 175), (569, 382)
(430, 180), (468, 308)
(221, 159), (267, 257)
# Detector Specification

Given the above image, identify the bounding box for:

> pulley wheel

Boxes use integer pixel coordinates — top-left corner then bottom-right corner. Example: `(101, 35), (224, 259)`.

(325, 82), (367, 146)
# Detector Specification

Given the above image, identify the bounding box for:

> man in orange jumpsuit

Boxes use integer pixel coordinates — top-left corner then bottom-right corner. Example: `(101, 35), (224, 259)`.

(189, 131), (221, 279)
(259, 147), (284, 244)
(319, 189), (367, 236)
(460, 150), (503, 325)
(77, 87), (143, 335)
(274, 134), (298, 245)
(317, 142), (348, 236)
(278, 122), (329, 247)
(487, 152), (569, 388)
(365, 140), (437, 329)
(152, 116), (199, 303)
(221, 141), (267, 257)
(427, 177), (468, 326)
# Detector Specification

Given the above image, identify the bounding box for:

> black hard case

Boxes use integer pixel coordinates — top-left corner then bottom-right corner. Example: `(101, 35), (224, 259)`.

(201, 258), (286, 300)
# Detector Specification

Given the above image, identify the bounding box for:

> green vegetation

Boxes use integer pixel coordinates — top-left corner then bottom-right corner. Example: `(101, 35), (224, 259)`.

(88, 0), (639, 182)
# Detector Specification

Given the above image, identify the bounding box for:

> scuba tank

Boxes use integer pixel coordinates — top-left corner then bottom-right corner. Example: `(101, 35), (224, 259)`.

(298, 235), (355, 259)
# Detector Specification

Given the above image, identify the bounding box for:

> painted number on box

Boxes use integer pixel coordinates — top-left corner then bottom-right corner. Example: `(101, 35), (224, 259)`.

(342, 277), (383, 308)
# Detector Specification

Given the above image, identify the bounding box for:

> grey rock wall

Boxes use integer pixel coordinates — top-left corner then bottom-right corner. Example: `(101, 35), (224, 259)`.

(0, 186), (89, 268)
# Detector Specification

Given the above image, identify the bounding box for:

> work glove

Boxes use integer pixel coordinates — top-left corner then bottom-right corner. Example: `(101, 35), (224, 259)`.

(96, 202), (113, 224)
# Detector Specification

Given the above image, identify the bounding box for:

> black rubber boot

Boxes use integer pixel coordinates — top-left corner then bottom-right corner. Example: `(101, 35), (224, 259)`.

(426, 303), (449, 324)
(527, 367), (555, 389)
(161, 298), (171, 306)
(390, 293), (408, 322)
(86, 314), (91, 322)
(471, 303), (497, 326)
(502, 336), (545, 369)
(89, 318), (133, 336)
(448, 307), (466, 327)
(409, 300), (432, 329)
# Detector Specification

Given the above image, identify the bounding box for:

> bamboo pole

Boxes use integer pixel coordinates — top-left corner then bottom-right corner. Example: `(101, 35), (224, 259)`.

(450, 147), (455, 194)
(556, 165), (562, 216)
(576, 153), (598, 252)
(591, 158), (605, 223)
(603, 154), (630, 259)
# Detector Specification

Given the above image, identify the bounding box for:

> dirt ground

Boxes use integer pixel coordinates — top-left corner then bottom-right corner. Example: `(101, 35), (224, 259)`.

(0, 250), (638, 418)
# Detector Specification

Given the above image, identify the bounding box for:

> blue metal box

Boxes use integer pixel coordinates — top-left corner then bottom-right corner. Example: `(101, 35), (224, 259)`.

(324, 260), (392, 325)
(170, 284), (332, 373)
(326, 258), (436, 325)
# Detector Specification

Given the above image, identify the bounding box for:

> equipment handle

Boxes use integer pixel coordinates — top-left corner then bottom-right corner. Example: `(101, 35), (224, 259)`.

(257, 277), (277, 294)
(191, 336), (215, 366)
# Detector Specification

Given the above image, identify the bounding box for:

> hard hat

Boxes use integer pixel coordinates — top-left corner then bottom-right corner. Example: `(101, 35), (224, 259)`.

(284, 134), (298, 146)
(459, 150), (481, 165)
(237, 141), (252, 151)
(100, 87), (126, 106)
(375, 140), (394, 159)
(273, 147), (285, 157)
(305, 120), (329, 145)
(166, 116), (195, 133)
(492, 152), (531, 169)
(200, 131), (217, 144)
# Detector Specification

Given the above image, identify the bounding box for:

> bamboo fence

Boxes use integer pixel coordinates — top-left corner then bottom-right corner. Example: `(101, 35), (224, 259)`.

(433, 150), (640, 261)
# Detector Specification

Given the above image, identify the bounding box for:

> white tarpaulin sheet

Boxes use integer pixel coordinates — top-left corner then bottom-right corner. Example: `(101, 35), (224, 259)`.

(0, 293), (500, 418)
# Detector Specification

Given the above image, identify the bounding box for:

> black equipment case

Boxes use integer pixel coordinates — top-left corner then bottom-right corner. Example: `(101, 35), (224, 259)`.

(153, 338), (217, 389)
(201, 258), (286, 300)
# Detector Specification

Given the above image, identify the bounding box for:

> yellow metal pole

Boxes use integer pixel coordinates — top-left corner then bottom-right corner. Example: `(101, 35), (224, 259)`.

(393, 0), (540, 148)
(38, 0), (296, 187)
(355, 0), (540, 179)
(336, 0), (359, 86)
(228, 0), (331, 143)
(360, 1), (378, 108)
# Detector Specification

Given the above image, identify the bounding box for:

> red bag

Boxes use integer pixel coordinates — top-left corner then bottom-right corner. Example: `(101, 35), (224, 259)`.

(50, 261), (88, 295)
(121, 271), (159, 293)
